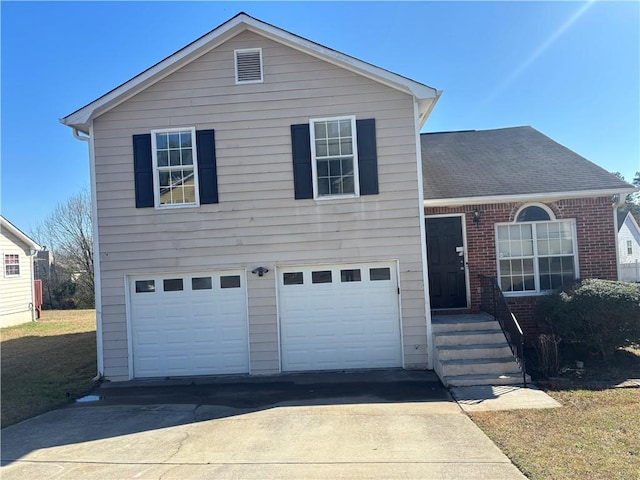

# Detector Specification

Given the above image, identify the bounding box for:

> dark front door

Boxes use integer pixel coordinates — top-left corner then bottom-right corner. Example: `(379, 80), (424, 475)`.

(426, 216), (467, 309)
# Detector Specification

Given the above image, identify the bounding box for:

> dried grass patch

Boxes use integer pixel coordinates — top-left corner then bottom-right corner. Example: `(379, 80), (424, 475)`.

(1, 310), (97, 427)
(471, 349), (640, 480)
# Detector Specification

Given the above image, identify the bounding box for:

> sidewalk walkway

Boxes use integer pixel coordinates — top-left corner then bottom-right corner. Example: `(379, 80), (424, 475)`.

(450, 384), (562, 412)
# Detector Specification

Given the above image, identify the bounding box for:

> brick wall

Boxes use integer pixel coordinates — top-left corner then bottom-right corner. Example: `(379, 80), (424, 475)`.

(425, 196), (617, 336)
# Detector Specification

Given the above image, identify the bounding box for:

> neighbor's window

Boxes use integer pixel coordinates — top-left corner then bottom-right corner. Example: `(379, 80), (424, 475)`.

(496, 205), (577, 294)
(310, 116), (359, 198)
(4, 254), (19, 277)
(627, 240), (633, 255)
(152, 128), (199, 208)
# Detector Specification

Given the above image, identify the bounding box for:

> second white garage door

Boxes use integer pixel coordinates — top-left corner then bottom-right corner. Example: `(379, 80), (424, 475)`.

(278, 262), (402, 372)
(129, 271), (249, 378)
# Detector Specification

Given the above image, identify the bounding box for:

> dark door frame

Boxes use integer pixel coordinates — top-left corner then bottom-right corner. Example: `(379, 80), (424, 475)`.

(424, 214), (470, 309)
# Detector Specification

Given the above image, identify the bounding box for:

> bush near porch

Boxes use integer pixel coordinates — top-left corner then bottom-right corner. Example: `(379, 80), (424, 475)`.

(536, 279), (640, 360)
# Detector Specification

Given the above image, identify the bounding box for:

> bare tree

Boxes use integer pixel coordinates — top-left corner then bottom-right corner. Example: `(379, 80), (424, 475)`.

(32, 190), (94, 308)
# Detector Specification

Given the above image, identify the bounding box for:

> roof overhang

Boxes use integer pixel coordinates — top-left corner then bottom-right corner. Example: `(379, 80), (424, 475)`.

(0, 217), (41, 251)
(60, 13), (440, 134)
(423, 187), (637, 208)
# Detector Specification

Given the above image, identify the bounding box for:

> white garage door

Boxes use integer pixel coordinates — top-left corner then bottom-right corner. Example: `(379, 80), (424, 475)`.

(129, 271), (249, 378)
(279, 262), (402, 372)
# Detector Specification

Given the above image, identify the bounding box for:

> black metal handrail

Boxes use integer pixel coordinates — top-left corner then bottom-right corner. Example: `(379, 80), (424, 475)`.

(478, 275), (527, 386)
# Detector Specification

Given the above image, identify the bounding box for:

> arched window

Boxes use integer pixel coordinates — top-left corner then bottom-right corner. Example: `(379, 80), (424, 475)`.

(496, 203), (577, 294)
(515, 204), (554, 222)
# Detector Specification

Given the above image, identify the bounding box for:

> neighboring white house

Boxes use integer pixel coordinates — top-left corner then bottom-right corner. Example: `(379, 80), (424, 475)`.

(618, 211), (640, 282)
(0, 216), (41, 327)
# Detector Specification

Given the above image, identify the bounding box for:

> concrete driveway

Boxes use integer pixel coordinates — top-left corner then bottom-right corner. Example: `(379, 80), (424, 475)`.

(1, 371), (526, 479)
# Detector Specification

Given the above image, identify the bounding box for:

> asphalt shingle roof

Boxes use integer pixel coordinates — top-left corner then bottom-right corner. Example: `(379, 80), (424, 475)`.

(421, 126), (633, 200)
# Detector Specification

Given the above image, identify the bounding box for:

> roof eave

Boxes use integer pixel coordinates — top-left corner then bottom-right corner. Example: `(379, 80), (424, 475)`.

(0, 217), (41, 251)
(61, 13), (439, 133)
(423, 187), (637, 207)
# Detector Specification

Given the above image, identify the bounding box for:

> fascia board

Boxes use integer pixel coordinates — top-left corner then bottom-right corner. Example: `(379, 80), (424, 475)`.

(242, 18), (438, 100)
(61, 14), (439, 132)
(0, 218), (41, 251)
(423, 187), (638, 207)
(61, 18), (249, 131)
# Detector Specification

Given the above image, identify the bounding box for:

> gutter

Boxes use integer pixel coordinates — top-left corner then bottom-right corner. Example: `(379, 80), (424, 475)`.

(424, 188), (637, 207)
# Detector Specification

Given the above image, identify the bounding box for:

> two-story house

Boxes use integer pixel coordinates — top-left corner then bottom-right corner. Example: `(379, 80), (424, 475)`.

(61, 13), (634, 385)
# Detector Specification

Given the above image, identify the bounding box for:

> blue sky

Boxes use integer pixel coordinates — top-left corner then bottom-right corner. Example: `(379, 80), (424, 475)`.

(2, 1), (639, 234)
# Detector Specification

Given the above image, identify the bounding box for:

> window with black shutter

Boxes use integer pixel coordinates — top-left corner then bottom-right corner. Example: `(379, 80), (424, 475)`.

(132, 128), (218, 208)
(291, 117), (378, 200)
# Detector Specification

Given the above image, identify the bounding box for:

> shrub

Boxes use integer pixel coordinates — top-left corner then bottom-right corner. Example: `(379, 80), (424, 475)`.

(535, 334), (561, 377)
(536, 279), (640, 359)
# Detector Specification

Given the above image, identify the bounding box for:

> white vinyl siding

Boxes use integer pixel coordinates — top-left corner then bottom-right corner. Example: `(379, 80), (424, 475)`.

(0, 230), (35, 327)
(92, 30), (426, 380)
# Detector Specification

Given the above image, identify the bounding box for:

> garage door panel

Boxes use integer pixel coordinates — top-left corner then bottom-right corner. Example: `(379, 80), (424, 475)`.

(130, 271), (249, 378)
(279, 262), (402, 372)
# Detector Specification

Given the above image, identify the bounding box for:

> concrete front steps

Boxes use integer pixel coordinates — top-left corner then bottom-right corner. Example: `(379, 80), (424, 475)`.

(432, 313), (530, 387)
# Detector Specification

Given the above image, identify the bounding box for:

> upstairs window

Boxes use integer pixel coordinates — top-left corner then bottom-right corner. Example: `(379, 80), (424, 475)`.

(627, 240), (633, 255)
(496, 204), (577, 295)
(310, 116), (359, 199)
(235, 48), (263, 83)
(4, 254), (20, 277)
(290, 117), (378, 200)
(151, 128), (199, 208)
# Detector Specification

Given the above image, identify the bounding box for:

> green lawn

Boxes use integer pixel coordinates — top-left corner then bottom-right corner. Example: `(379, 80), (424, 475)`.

(1, 310), (97, 427)
(470, 348), (640, 480)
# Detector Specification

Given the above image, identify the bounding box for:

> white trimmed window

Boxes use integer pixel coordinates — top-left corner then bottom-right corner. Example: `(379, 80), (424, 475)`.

(496, 204), (578, 295)
(151, 128), (199, 208)
(4, 254), (20, 277)
(310, 116), (359, 199)
(234, 48), (263, 83)
(627, 240), (633, 255)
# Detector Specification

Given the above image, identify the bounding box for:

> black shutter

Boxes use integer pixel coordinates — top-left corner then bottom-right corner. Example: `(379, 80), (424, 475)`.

(196, 129), (218, 204)
(291, 124), (313, 199)
(133, 134), (154, 208)
(356, 119), (378, 195)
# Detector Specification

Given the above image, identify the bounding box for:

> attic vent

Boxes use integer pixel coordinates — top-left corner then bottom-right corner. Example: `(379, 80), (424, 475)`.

(235, 48), (263, 83)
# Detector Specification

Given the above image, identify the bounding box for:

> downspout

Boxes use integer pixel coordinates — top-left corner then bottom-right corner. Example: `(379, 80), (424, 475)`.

(29, 249), (37, 321)
(612, 193), (628, 281)
(71, 126), (103, 382)
(415, 96), (440, 370)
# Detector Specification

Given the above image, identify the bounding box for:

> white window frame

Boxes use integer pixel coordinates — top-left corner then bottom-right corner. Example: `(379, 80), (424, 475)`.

(495, 216), (579, 297)
(151, 127), (200, 209)
(309, 115), (360, 200)
(4, 253), (20, 277)
(627, 240), (633, 255)
(234, 48), (263, 84)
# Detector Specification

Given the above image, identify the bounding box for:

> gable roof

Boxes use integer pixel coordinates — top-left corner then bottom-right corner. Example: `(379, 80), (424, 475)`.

(61, 12), (440, 134)
(618, 210), (640, 234)
(1, 216), (41, 251)
(421, 126), (636, 206)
